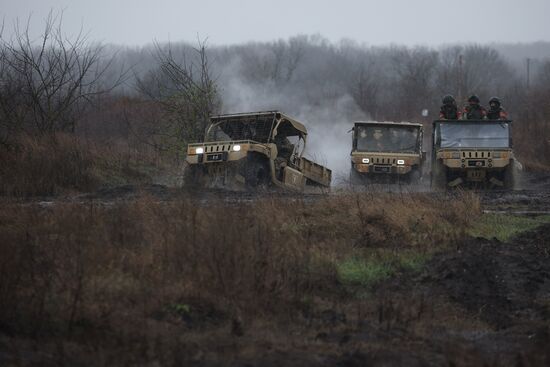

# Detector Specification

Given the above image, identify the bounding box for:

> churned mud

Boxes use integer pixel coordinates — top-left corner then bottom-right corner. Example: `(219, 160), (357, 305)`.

(196, 224), (550, 367)
(1, 173), (550, 366)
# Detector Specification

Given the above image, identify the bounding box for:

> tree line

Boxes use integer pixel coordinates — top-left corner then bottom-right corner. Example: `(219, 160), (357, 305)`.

(1, 16), (549, 164)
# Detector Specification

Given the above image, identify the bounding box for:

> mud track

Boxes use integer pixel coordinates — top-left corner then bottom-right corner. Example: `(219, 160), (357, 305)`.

(222, 224), (550, 367)
(9, 169), (548, 211)
(2, 173), (550, 366)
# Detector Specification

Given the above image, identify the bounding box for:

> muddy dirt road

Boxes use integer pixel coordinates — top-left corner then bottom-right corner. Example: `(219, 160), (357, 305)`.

(207, 224), (550, 367)
(17, 170), (550, 212)
(1, 173), (549, 366)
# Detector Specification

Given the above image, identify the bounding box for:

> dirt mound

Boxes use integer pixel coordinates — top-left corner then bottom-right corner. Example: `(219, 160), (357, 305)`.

(424, 224), (550, 329)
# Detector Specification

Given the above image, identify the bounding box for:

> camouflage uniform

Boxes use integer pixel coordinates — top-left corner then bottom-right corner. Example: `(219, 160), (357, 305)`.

(439, 95), (461, 120)
(462, 95), (487, 120)
(440, 105), (461, 119)
(463, 104), (487, 120)
(274, 134), (294, 160)
(486, 97), (508, 120)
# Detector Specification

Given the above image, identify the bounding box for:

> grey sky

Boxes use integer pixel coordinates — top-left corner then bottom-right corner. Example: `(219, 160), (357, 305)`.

(1, 0), (550, 46)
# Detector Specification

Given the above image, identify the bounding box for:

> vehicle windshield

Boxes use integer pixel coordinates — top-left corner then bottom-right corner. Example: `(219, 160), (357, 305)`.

(206, 117), (275, 142)
(438, 122), (510, 148)
(355, 125), (420, 153)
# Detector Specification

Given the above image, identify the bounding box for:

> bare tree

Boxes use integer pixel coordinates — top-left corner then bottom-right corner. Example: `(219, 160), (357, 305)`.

(352, 58), (381, 119)
(0, 12), (122, 145)
(436, 45), (512, 105)
(136, 38), (219, 149)
(390, 47), (439, 120)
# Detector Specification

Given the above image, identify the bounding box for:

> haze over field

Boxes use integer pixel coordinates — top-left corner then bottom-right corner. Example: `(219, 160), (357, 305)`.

(2, 0), (550, 46)
(3, 3), (550, 366)
(2, 1), (550, 177)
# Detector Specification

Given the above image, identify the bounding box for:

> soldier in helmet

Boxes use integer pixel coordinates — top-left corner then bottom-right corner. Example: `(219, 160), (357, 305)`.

(462, 95), (487, 120)
(372, 128), (385, 151)
(439, 94), (461, 119)
(486, 97), (508, 120)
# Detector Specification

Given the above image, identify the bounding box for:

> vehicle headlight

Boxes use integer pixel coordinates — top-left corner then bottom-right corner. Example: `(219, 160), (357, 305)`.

(195, 147), (204, 154)
(232, 145), (241, 152)
(493, 152), (501, 158)
(451, 152), (460, 159)
(362, 158), (369, 164)
(397, 159), (405, 165)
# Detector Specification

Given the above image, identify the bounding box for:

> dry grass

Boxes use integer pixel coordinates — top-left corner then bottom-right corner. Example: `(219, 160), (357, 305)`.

(513, 101), (550, 171)
(0, 134), (97, 196)
(0, 134), (172, 197)
(0, 191), (480, 342)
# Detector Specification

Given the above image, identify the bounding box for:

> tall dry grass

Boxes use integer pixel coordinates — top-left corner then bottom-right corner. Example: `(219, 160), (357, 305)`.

(0, 191), (480, 341)
(0, 134), (170, 197)
(0, 134), (97, 196)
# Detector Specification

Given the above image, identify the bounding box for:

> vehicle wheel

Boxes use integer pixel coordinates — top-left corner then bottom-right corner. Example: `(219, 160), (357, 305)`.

(408, 168), (422, 185)
(503, 160), (517, 190)
(183, 163), (203, 189)
(431, 161), (447, 191)
(349, 166), (365, 186)
(245, 155), (270, 188)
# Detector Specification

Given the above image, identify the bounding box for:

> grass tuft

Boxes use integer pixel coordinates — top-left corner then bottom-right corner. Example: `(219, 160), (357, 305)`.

(337, 258), (394, 287)
(468, 214), (550, 242)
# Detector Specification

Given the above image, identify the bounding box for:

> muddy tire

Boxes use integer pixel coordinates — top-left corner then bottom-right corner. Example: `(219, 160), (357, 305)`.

(408, 167), (422, 184)
(431, 161), (447, 191)
(349, 166), (365, 186)
(503, 160), (517, 190)
(245, 154), (270, 188)
(183, 163), (203, 189)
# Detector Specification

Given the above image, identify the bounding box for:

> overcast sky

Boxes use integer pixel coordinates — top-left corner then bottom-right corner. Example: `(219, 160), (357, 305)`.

(1, 0), (550, 46)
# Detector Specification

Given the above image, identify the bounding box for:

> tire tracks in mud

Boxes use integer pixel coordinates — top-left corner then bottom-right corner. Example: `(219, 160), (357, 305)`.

(310, 224), (550, 367)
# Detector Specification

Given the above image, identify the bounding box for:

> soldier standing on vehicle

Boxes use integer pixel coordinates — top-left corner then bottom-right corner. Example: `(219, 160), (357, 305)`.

(486, 97), (508, 120)
(439, 95), (461, 119)
(462, 95), (487, 120)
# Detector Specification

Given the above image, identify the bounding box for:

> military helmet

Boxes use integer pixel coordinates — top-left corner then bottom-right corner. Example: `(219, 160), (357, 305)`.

(442, 95), (455, 105)
(489, 96), (501, 106)
(468, 95), (480, 103)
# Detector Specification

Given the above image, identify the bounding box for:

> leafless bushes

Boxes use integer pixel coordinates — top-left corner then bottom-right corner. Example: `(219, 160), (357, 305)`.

(0, 192), (480, 341)
(513, 60), (550, 170)
(0, 12), (121, 146)
(136, 39), (220, 150)
(0, 133), (164, 196)
(0, 133), (96, 196)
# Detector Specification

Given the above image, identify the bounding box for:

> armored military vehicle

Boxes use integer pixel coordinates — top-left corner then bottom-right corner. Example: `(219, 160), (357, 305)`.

(431, 119), (516, 189)
(185, 111), (331, 191)
(350, 121), (425, 184)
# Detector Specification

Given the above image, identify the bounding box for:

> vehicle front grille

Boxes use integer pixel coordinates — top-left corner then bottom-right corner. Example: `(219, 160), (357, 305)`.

(462, 151), (491, 158)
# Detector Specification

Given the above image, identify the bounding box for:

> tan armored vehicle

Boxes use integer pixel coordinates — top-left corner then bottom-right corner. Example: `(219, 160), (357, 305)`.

(431, 119), (516, 189)
(350, 121), (425, 184)
(185, 111), (331, 191)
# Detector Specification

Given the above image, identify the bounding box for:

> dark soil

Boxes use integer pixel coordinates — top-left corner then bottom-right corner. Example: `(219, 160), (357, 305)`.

(2, 180), (550, 366)
(4, 221), (548, 366)
(209, 223), (550, 367)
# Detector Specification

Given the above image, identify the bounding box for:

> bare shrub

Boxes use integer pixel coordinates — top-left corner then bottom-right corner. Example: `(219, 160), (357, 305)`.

(0, 192), (480, 336)
(0, 133), (96, 196)
(0, 133), (165, 196)
(0, 12), (123, 145)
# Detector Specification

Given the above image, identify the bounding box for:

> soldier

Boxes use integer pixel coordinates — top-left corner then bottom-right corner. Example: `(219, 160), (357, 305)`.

(372, 128), (385, 151)
(462, 95), (487, 120)
(273, 132), (295, 179)
(439, 95), (461, 119)
(486, 97), (508, 120)
(274, 132), (294, 160)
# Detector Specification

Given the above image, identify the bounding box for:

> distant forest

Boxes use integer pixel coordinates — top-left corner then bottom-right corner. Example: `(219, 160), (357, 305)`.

(1, 16), (549, 172)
